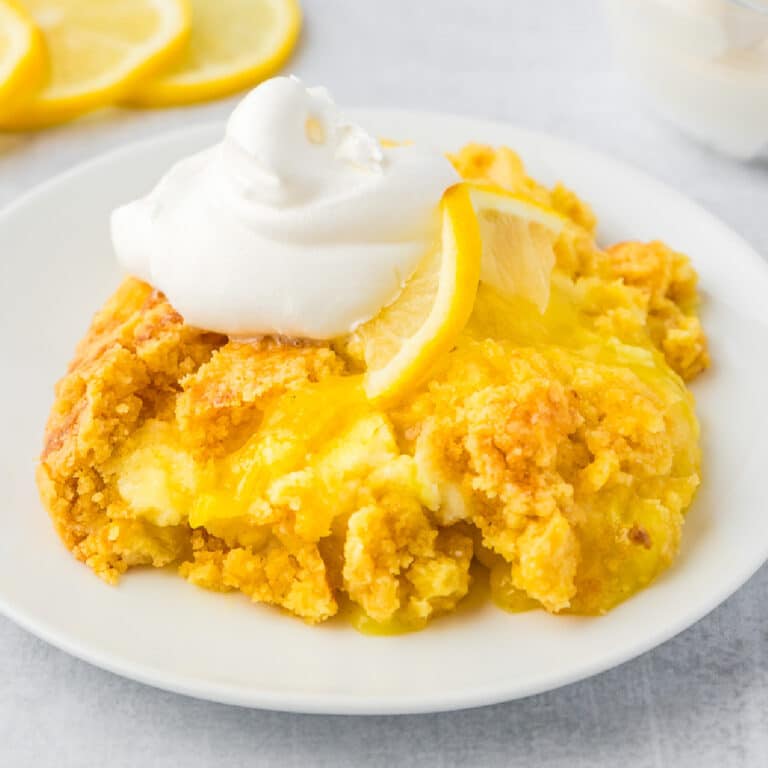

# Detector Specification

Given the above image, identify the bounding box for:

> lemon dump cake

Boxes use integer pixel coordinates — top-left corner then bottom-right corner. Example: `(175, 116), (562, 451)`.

(37, 79), (708, 631)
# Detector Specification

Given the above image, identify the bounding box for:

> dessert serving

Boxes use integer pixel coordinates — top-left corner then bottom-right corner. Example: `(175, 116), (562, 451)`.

(37, 77), (709, 632)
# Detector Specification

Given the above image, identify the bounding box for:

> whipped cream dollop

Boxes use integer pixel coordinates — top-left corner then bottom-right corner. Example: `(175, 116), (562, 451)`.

(111, 77), (459, 338)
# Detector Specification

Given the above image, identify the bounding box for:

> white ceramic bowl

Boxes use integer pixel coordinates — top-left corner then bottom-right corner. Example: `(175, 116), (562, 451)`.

(603, 0), (768, 159)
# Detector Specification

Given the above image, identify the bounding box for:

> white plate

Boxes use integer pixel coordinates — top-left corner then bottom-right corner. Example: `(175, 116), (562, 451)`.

(1, 111), (767, 716)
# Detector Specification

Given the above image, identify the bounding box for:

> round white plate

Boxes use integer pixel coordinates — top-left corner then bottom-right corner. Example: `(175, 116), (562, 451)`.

(2, 111), (767, 716)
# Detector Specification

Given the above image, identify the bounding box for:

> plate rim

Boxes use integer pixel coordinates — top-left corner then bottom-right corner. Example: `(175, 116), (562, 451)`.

(2, 110), (767, 715)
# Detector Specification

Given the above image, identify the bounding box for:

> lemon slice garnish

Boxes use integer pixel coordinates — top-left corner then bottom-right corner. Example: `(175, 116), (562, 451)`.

(353, 183), (482, 403)
(0, 0), (45, 118)
(1, 0), (189, 128)
(124, 0), (301, 107)
(470, 185), (566, 313)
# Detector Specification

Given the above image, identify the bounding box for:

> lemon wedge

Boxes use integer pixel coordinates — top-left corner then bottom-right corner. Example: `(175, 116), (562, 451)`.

(2, 0), (189, 128)
(352, 183), (482, 403)
(470, 185), (566, 313)
(125, 0), (301, 107)
(0, 0), (45, 117)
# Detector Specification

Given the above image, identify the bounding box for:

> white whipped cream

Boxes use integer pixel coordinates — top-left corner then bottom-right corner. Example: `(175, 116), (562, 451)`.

(111, 77), (458, 338)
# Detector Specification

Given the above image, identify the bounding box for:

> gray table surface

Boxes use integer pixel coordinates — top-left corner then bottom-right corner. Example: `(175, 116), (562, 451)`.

(2, 1), (767, 766)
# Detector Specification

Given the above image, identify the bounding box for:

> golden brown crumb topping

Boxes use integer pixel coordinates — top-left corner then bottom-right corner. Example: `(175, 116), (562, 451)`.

(37, 144), (708, 628)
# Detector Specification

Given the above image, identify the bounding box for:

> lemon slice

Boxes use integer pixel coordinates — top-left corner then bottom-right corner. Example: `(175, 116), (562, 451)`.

(0, 1), (45, 117)
(470, 185), (566, 313)
(125, 0), (301, 107)
(353, 183), (482, 403)
(1, 0), (189, 128)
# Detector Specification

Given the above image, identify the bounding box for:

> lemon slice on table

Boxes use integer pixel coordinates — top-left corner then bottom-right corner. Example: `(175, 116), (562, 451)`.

(470, 185), (566, 313)
(125, 0), (301, 107)
(352, 183), (482, 403)
(0, 0), (45, 117)
(1, 0), (189, 129)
